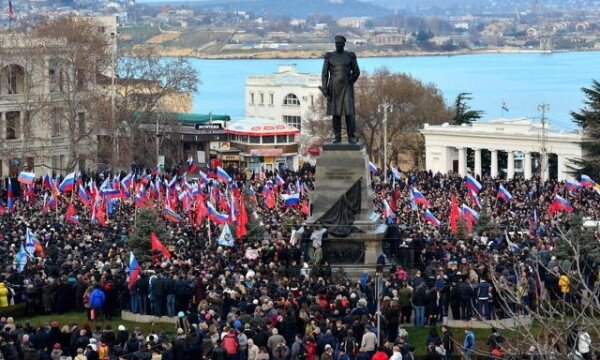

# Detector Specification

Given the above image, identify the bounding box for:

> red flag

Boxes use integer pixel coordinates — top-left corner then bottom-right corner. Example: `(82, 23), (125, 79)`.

(464, 217), (473, 233)
(236, 196), (248, 238)
(95, 199), (107, 226)
(300, 200), (310, 216)
(195, 195), (209, 226)
(449, 194), (459, 234)
(150, 232), (171, 259)
(265, 190), (276, 209)
(65, 203), (81, 225)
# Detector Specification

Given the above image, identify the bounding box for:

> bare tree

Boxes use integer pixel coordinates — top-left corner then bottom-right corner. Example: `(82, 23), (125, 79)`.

(0, 17), (110, 176)
(480, 214), (600, 359)
(110, 46), (200, 169)
(31, 16), (112, 173)
(354, 67), (451, 169)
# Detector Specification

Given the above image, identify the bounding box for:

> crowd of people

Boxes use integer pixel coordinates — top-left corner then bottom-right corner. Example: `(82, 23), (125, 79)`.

(0, 164), (598, 359)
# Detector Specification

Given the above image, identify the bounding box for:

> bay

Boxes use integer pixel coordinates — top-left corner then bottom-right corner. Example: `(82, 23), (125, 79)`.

(189, 51), (600, 131)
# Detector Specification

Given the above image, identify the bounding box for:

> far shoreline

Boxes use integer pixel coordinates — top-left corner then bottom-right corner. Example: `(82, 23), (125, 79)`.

(129, 45), (599, 60)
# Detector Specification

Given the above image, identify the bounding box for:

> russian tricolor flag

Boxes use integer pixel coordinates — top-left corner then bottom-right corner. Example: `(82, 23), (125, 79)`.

(128, 252), (141, 289)
(566, 179), (582, 192)
(391, 167), (402, 181)
(465, 174), (482, 193)
(207, 200), (229, 224)
(7, 178), (14, 212)
(552, 194), (573, 212)
(467, 188), (481, 209)
(281, 192), (300, 207)
(216, 166), (232, 184)
(17, 171), (36, 186)
(58, 172), (76, 192)
(275, 174), (285, 186)
(187, 156), (198, 174)
(411, 188), (431, 207)
(423, 209), (441, 226)
(382, 199), (395, 219)
(163, 206), (183, 223)
(100, 187), (122, 200)
(78, 185), (92, 207)
(198, 170), (209, 184)
(497, 184), (513, 202)
(580, 175), (596, 187)
(42, 173), (53, 190)
(368, 161), (378, 174)
(121, 173), (134, 189)
(461, 204), (480, 221)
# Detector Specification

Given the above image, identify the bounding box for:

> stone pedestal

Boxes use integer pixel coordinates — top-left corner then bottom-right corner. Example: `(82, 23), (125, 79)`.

(306, 143), (387, 268)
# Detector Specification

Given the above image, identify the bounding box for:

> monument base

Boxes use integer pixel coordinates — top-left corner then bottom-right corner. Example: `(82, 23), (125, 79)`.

(304, 143), (387, 274)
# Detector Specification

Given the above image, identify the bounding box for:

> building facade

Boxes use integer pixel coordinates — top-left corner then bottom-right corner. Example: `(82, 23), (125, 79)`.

(225, 118), (300, 173)
(245, 64), (321, 133)
(420, 118), (583, 181)
(0, 34), (98, 177)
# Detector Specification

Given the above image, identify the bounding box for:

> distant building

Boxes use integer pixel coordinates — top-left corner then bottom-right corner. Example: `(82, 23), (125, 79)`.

(226, 118), (300, 172)
(420, 118), (582, 181)
(0, 34), (99, 177)
(337, 17), (370, 28)
(245, 64), (320, 135)
(372, 33), (406, 46)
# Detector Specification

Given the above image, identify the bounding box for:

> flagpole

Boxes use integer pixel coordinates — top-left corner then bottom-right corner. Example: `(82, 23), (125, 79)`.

(55, 194), (59, 221)
(206, 217), (212, 246)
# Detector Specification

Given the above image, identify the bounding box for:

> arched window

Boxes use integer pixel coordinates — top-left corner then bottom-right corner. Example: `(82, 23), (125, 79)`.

(283, 93), (300, 106)
(1, 64), (26, 95)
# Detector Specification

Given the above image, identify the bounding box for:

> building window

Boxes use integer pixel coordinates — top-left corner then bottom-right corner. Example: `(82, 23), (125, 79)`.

(269, 93), (274, 105)
(276, 135), (287, 143)
(250, 136), (260, 144)
(259, 93), (264, 105)
(23, 111), (32, 139)
(283, 115), (301, 130)
(2, 65), (25, 95)
(50, 111), (60, 137)
(250, 92), (255, 104)
(26, 157), (34, 171)
(289, 135), (295, 142)
(310, 95), (314, 106)
(5, 111), (19, 140)
(78, 112), (86, 135)
(283, 93), (300, 106)
(241, 135), (249, 142)
(262, 135), (275, 144)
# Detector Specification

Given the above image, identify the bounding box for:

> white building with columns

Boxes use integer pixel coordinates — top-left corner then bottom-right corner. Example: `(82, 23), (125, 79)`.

(245, 64), (321, 132)
(420, 118), (583, 180)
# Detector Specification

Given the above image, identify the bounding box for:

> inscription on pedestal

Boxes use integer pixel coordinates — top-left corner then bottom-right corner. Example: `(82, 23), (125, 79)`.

(324, 167), (353, 182)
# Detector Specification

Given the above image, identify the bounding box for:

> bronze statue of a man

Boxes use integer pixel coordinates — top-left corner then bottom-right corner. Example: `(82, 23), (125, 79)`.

(320, 35), (360, 144)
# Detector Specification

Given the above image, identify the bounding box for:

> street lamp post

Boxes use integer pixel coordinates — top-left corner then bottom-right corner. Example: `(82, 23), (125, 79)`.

(110, 32), (118, 168)
(379, 104), (391, 183)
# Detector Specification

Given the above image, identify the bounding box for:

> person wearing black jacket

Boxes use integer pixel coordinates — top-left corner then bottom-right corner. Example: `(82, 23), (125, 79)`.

(449, 282), (461, 320)
(211, 340), (228, 360)
(456, 280), (474, 320)
(165, 275), (176, 318)
(441, 325), (454, 359)
(150, 272), (166, 317)
(135, 274), (149, 316)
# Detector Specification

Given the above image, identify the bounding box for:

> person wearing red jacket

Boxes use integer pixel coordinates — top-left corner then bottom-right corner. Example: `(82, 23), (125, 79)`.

(222, 328), (239, 360)
(371, 347), (389, 360)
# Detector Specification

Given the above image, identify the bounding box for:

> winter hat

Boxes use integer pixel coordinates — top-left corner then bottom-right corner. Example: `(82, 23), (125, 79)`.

(53, 343), (61, 350)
